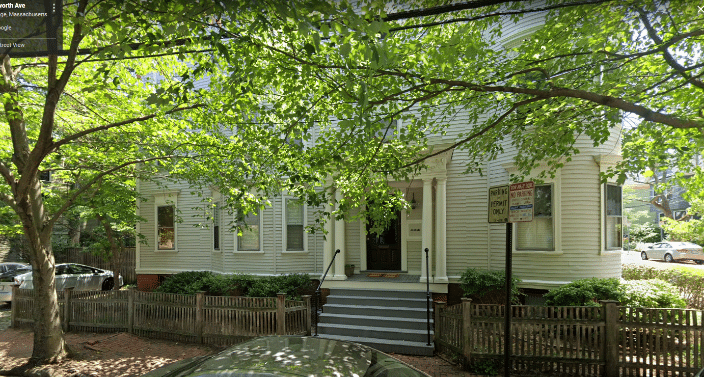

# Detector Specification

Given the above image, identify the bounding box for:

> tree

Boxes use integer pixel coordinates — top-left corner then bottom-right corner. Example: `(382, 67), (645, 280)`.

(2, 0), (703, 368)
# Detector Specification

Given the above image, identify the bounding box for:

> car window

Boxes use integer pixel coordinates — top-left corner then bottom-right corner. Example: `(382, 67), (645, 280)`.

(72, 265), (95, 274)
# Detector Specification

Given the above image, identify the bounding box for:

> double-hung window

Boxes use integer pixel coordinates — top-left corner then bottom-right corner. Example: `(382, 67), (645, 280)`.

(237, 208), (261, 251)
(516, 184), (554, 251)
(213, 201), (221, 251)
(157, 205), (176, 250)
(285, 199), (305, 251)
(605, 184), (622, 249)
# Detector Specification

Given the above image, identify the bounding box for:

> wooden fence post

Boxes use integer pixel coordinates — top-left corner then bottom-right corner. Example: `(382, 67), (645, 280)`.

(128, 287), (135, 334)
(462, 298), (472, 363)
(10, 285), (17, 328)
(435, 301), (446, 347)
(196, 291), (205, 344)
(277, 293), (286, 335)
(601, 300), (619, 377)
(302, 295), (312, 336)
(63, 287), (73, 332)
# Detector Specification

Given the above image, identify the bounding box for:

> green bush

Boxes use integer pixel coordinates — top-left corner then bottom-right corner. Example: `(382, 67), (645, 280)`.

(622, 265), (704, 309)
(621, 280), (687, 308)
(155, 271), (311, 299)
(460, 268), (521, 303)
(544, 278), (624, 307)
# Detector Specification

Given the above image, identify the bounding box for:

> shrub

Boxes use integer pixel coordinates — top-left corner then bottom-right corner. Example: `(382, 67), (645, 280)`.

(621, 280), (687, 308)
(629, 222), (663, 243)
(544, 278), (624, 307)
(622, 265), (704, 309)
(460, 268), (521, 304)
(154, 271), (310, 299)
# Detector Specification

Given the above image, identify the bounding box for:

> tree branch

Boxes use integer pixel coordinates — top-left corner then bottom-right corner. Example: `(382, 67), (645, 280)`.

(52, 104), (205, 151)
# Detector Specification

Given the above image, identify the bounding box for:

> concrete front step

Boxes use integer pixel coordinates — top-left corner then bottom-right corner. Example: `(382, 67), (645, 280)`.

(326, 295), (429, 308)
(320, 313), (433, 331)
(318, 323), (434, 343)
(330, 288), (429, 299)
(317, 334), (435, 356)
(323, 303), (430, 319)
(319, 288), (435, 356)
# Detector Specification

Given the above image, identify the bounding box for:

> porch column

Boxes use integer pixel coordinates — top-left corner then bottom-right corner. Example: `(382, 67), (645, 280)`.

(420, 178), (433, 283)
(322, 200), (334, 279)
(332, 189), (347, 280)
(435, 177), (448, 283)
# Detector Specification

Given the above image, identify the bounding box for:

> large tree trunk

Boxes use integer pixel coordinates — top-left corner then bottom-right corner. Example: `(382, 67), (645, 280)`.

(16, 177), (67, 365)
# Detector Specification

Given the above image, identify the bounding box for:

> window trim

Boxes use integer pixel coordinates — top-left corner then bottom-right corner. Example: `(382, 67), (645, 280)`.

(154, 192), (179, 252)
(234, 206), (264, 254)
(604, 183), (623, 251)
(510, 173), (562, 255)
(282, 196), (308, 253)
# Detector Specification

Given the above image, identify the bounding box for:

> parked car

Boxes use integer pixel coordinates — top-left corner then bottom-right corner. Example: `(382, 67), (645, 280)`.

(640, 241), (704, 264)
(0, 262), (28, 274)
(0, 265), (32, 303)
(141, 335), (430, 377)
(13, 263), (123, 293)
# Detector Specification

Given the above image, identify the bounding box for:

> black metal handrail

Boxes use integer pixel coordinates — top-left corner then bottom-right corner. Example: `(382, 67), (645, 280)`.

(313, 248), (340, 336)
(424, 247), (431, 346)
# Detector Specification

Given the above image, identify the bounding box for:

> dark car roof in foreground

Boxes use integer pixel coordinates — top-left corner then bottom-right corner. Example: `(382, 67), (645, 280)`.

(141, 335), (430, 377)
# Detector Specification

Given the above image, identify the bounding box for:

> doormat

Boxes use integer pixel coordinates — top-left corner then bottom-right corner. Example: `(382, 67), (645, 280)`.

(367, 273), (400, 278)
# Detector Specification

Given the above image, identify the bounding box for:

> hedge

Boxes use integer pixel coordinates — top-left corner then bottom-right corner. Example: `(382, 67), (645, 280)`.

(622, 265), (704, 309)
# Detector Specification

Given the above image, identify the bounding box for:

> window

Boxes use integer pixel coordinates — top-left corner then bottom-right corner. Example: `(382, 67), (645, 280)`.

(213, 201), (221, 250)
(516, 184), (553, 250)
(157, 205), (176, 250)
(285, 199), (305, 251)
(237, 208), (260, 251)
(605, 184), (622, 249)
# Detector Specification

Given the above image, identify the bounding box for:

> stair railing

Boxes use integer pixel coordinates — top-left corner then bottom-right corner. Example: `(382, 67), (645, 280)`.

(424, 247), (431, 346)
(313, 248), (340, 336)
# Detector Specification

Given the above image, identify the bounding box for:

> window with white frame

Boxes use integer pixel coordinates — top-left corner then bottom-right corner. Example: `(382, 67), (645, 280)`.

(605, 184), (622, 249)
(516, 184), (554, 250)
(157, 204), (176, 250)
(237, 208), (261, 251)
(213, 201), (221, 251)
(285, 198), (305, 251)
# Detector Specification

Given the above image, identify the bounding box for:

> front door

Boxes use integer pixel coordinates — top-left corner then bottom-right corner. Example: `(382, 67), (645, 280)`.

(366, 211), (402, 271)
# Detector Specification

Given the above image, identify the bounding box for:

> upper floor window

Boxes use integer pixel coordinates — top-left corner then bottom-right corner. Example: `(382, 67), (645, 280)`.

(157, 205), (175, 250)
(237, 208), (261, 251)
(285, 199), (305, 251)
(516, 184), (553, 251)
(605, 184), (622, 249)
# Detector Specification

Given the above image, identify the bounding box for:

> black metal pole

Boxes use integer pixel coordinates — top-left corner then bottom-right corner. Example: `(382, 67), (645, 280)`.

(425, 247), (431, 346)
(504, 223), (513, 377)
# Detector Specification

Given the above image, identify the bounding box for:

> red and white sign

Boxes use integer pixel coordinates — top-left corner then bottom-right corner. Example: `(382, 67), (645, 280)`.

(509, 181), (534, 223)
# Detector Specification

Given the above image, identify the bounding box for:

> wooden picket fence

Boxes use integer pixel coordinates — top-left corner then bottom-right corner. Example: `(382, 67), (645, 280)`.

(435, 299), (704, 376)
(11, 287), (311, 347)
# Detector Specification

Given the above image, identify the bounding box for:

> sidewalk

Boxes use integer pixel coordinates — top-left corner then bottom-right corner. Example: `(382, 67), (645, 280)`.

(0, 325), (477, 377)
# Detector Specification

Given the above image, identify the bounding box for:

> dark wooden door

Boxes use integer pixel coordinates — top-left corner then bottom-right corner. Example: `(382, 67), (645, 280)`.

(366, 211), (402, 271)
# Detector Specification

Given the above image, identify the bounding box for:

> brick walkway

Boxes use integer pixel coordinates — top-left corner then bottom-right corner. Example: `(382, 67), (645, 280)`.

(0, 326), (479, 376)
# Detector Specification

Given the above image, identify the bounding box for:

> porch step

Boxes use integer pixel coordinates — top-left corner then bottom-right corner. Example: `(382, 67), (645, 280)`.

(316, 334), (435, 356)
(317, 288), (434, 356)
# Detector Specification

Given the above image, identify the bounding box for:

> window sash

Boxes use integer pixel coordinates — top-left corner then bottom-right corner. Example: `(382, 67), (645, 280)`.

(286, 199), (304, 251)
(157, 205), (175, 250)
(605, 184), (622, 249)
(516, 184), (554, 251)
(237, 209), (260, 251)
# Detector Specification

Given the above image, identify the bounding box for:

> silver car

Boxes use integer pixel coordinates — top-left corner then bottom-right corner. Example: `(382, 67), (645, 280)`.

(0, 264), (31, 302)
(640, 241), (704, 264)
(14, 263), (123, 292)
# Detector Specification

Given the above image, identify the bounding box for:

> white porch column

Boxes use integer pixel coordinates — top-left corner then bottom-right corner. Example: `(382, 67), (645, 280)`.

(435, 177), (448, 283)
(322, 200), (334, 279)
(332, 189), (347, 280)
(420, 178), (433, 283)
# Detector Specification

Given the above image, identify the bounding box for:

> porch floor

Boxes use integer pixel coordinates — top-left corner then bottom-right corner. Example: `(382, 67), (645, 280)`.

(346, 273), (421, 283)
